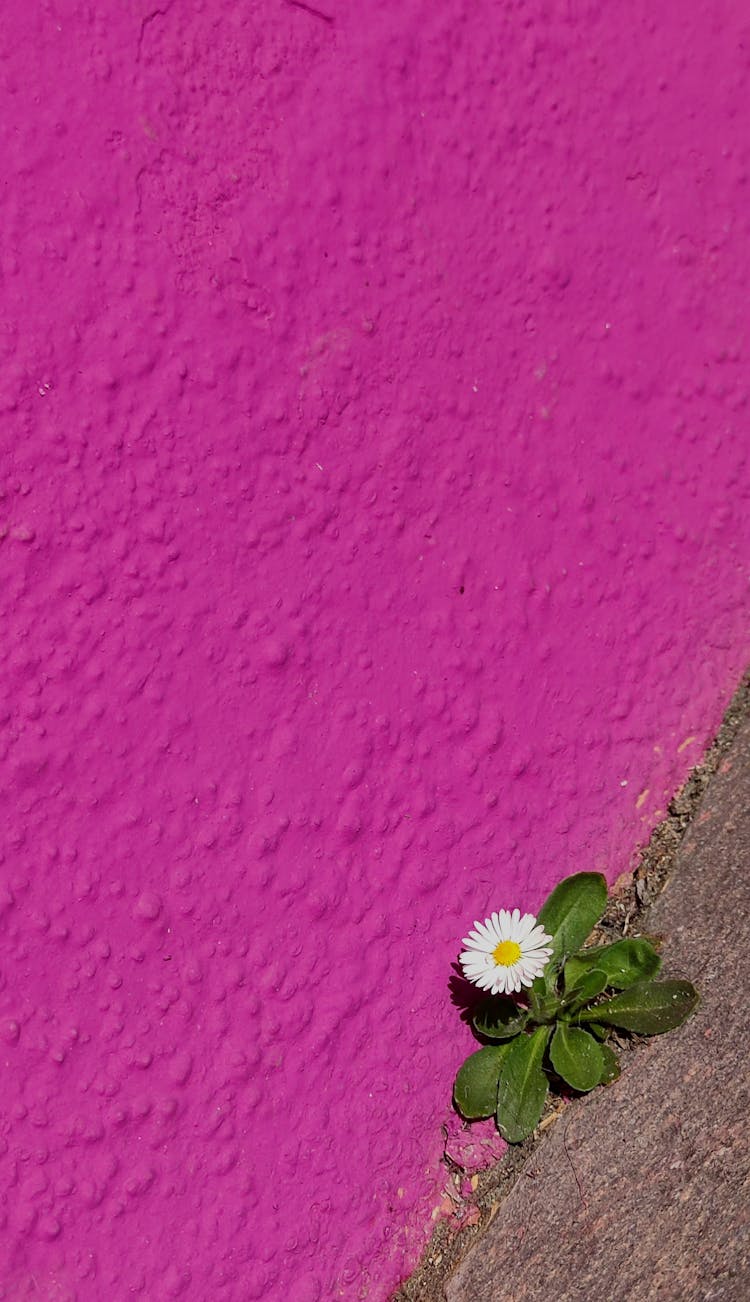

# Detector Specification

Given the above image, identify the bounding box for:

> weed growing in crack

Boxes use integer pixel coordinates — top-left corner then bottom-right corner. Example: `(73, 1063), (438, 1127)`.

(453, 872), (699, 1142)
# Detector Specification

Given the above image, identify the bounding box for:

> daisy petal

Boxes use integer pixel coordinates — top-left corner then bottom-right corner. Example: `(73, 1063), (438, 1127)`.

(516, 913), (537, 941)
(526, 925), (552, 948)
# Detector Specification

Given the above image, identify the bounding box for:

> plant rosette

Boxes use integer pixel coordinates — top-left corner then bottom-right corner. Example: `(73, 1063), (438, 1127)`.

(453, 871), (699, 1143)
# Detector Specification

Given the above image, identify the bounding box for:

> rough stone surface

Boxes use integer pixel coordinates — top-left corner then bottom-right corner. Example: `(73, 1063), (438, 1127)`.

(447, 717), (750, 1302)
(0, 2), (749, 1299)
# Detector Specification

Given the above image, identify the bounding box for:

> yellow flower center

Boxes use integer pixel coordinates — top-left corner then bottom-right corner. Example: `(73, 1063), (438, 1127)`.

(492, 940), (522, 967)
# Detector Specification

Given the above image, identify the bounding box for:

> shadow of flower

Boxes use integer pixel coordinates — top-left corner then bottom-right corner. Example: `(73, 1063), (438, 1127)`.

(448, 964), (485, 1027)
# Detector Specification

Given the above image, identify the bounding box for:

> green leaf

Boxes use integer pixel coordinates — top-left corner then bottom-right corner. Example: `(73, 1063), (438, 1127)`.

(528, 976), (561, 1023)
(560, 967), (608, 1013)
(496, 1026), (550, 1142)
(588, 1022), (609, 1041)
(599, 1042), (620, 1085)
(564, 938), (662, 992)
(578, 980), (699, 1035)
(454, 1044), (511, 1119)
(537, 872), (608, 973)
(528, 976), (548, 1017)
(549, 1024), (604, 1092)
(472, 996), (528, 1041)
(527, 990), (560, 1025)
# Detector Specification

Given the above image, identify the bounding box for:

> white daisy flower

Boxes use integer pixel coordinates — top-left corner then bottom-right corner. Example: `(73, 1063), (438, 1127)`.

(460, 908), (553, 996)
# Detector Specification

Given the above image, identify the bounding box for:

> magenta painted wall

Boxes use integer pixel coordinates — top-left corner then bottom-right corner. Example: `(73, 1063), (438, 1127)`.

(1, 1), (749, 1298)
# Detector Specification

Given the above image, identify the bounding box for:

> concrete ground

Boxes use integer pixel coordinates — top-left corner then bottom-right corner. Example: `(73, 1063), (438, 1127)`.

(442, 713), (750, 1301)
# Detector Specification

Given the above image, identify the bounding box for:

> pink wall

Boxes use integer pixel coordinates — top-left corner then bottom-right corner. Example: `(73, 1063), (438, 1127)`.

(1, 1), (749, 1298)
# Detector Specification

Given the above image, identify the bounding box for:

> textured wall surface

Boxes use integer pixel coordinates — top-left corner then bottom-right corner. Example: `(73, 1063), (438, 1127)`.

(0, 2), (749, 1299)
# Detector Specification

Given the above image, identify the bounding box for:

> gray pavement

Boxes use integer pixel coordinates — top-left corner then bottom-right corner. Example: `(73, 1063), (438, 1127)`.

(445, 717), (750, 1302)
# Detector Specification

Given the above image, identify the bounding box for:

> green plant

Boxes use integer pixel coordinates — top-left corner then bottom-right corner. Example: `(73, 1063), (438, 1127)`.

(453, 872), (699, 1142)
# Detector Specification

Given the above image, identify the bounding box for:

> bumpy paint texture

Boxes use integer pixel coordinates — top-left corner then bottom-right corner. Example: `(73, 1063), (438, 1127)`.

(0, 2), (749, 1298)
